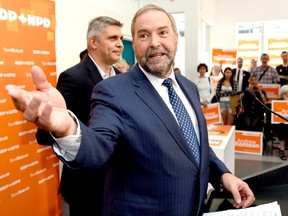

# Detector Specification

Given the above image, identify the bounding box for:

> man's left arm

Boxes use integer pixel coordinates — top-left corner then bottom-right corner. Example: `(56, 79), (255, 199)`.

(208, 147), (255, 209)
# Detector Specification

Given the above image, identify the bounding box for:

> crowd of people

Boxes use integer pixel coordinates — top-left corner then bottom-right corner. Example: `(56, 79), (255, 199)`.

(194, 51), (288, 160)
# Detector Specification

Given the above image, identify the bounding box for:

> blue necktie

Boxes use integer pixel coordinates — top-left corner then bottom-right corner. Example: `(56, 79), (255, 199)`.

(163, 78), (200, 165)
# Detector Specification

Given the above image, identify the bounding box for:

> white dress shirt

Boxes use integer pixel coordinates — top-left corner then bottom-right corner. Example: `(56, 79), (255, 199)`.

(52, 67), (200, 161)
(235, 68), (243, 92)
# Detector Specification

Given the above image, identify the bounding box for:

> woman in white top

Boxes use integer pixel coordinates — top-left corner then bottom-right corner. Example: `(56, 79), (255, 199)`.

(215, 67), (238, 125)
(194, 63), (214, 108)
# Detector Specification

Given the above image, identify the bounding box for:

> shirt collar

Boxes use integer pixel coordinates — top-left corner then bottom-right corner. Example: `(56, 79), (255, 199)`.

(139, 64), (176, 87)
(88, 54), (116, 79)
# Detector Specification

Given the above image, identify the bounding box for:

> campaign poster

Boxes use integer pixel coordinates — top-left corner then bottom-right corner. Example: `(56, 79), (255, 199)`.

(0, 1), (61, 215)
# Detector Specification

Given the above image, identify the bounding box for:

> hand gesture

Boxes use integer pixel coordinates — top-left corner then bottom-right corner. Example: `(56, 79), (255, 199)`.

(5, 66), (77, 137)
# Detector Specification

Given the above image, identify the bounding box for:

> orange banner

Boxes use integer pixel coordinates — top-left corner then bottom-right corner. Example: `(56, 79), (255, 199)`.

(202, 103), (221, 125)
(268, 38), (288, 51)
(208, 139), (223, 147)
(235, 130), (263, 155)
(212, 49), (237, 65)
(271, 100), (288, 124)
(0, 1), (61, 216)
(238, 39), (260, 51)
(258, 84), (280, 102)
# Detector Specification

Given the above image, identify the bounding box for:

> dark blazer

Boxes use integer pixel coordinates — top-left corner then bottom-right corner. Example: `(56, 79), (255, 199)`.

(37, 56), (121, 215)
(59, 64), (229, 216)
(232, 68), (250, 92)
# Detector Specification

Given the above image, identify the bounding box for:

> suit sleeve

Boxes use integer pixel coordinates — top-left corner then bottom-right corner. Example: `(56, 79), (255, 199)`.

(208, 147), (230, 190)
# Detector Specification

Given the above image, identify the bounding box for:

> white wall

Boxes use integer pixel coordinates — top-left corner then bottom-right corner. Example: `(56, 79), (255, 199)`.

(208, 0), (288, 68)
(55, 0), (138, 73)
(214, 0), (288, 25)
(55, 0), (288, 77)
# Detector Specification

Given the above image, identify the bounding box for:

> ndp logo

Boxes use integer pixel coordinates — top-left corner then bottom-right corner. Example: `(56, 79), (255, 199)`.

(0, 8), (51, 28)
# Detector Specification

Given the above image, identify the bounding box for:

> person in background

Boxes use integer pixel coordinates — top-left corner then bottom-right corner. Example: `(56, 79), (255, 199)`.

(171, 61), (181, 74)
(273, 85), (288, 160)
(248, 58), (258, 73)
(232, 57), (250, 94)
(36, 16), (123, 216)
(194, 63), (214, 108)
(276, 51), (288, 86)
(250, 53), (280, 84)
(236, 75), (267, 132)
(114, 58), (130, 73)
(215, 67), (238, 125)
(79, 49), (88, 62)
(174, 67), (181, 74)
(6, 4), (255, 216)
(209, 64), (223, 78)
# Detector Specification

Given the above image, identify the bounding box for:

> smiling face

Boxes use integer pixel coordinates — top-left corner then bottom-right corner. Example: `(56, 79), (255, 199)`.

(132, 9), (178, 78)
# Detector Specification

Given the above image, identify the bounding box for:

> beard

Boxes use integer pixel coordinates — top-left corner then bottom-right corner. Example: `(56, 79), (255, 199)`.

(138, 48), (176, 78)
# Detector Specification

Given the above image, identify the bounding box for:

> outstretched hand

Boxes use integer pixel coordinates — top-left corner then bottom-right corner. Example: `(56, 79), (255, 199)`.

(5, 66), (76, 137)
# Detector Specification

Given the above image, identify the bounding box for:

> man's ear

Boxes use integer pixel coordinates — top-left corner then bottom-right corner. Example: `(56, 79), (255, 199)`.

(89, 37), (97, 49)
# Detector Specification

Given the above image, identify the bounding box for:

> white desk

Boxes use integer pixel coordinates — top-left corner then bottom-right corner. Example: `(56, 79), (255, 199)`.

(207, 124), (235, 194)
(208, 124), (235, 174)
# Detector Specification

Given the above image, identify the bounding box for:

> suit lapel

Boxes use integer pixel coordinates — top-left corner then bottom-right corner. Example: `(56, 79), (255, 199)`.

(83, 57), (103, 85)
(84, 57), (122, 85)
(131, 65), (200, 167)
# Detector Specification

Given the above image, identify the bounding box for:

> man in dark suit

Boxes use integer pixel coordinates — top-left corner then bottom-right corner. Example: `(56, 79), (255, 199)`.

(36, 16), (123, 216)
(6, 5), (255, 216)
(232, 57), (250, 94)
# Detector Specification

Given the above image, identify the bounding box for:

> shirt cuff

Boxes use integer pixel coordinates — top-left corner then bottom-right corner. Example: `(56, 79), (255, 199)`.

(51, 110), (82, 161)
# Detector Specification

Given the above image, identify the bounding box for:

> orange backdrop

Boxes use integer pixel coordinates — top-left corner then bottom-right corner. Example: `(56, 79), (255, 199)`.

(0, 1), (61, 215)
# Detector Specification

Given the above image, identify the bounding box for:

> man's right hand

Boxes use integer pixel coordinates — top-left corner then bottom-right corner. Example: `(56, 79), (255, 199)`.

(5, 65), (77, 137)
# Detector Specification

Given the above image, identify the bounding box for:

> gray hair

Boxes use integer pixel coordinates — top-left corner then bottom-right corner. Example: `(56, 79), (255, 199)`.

(279, 85), (288, 98)
(131, 4), (178, 37)
(87, 16), (123, 41)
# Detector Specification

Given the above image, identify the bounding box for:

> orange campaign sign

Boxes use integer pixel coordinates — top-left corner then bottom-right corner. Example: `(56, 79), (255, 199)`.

(207, 124), (232, 137)
(234, 130), (263, 155)
(271, 100), (288, 124)
(208, 139), (223, 147)
(0, 1), (61, 216)
(212, 48), (237, 65)
(258, 84), (280, 101)
(202, 103), (222, 125)
(268, 38), (288, 51)
(237, 39), (261, 70)
(238, 39), (260, 51)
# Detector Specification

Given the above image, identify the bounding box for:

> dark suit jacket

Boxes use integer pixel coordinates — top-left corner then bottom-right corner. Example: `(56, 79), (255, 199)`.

(58, 64), (229, 216)
(37, 56), (120, 215)
(232, 68), (250, 92)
